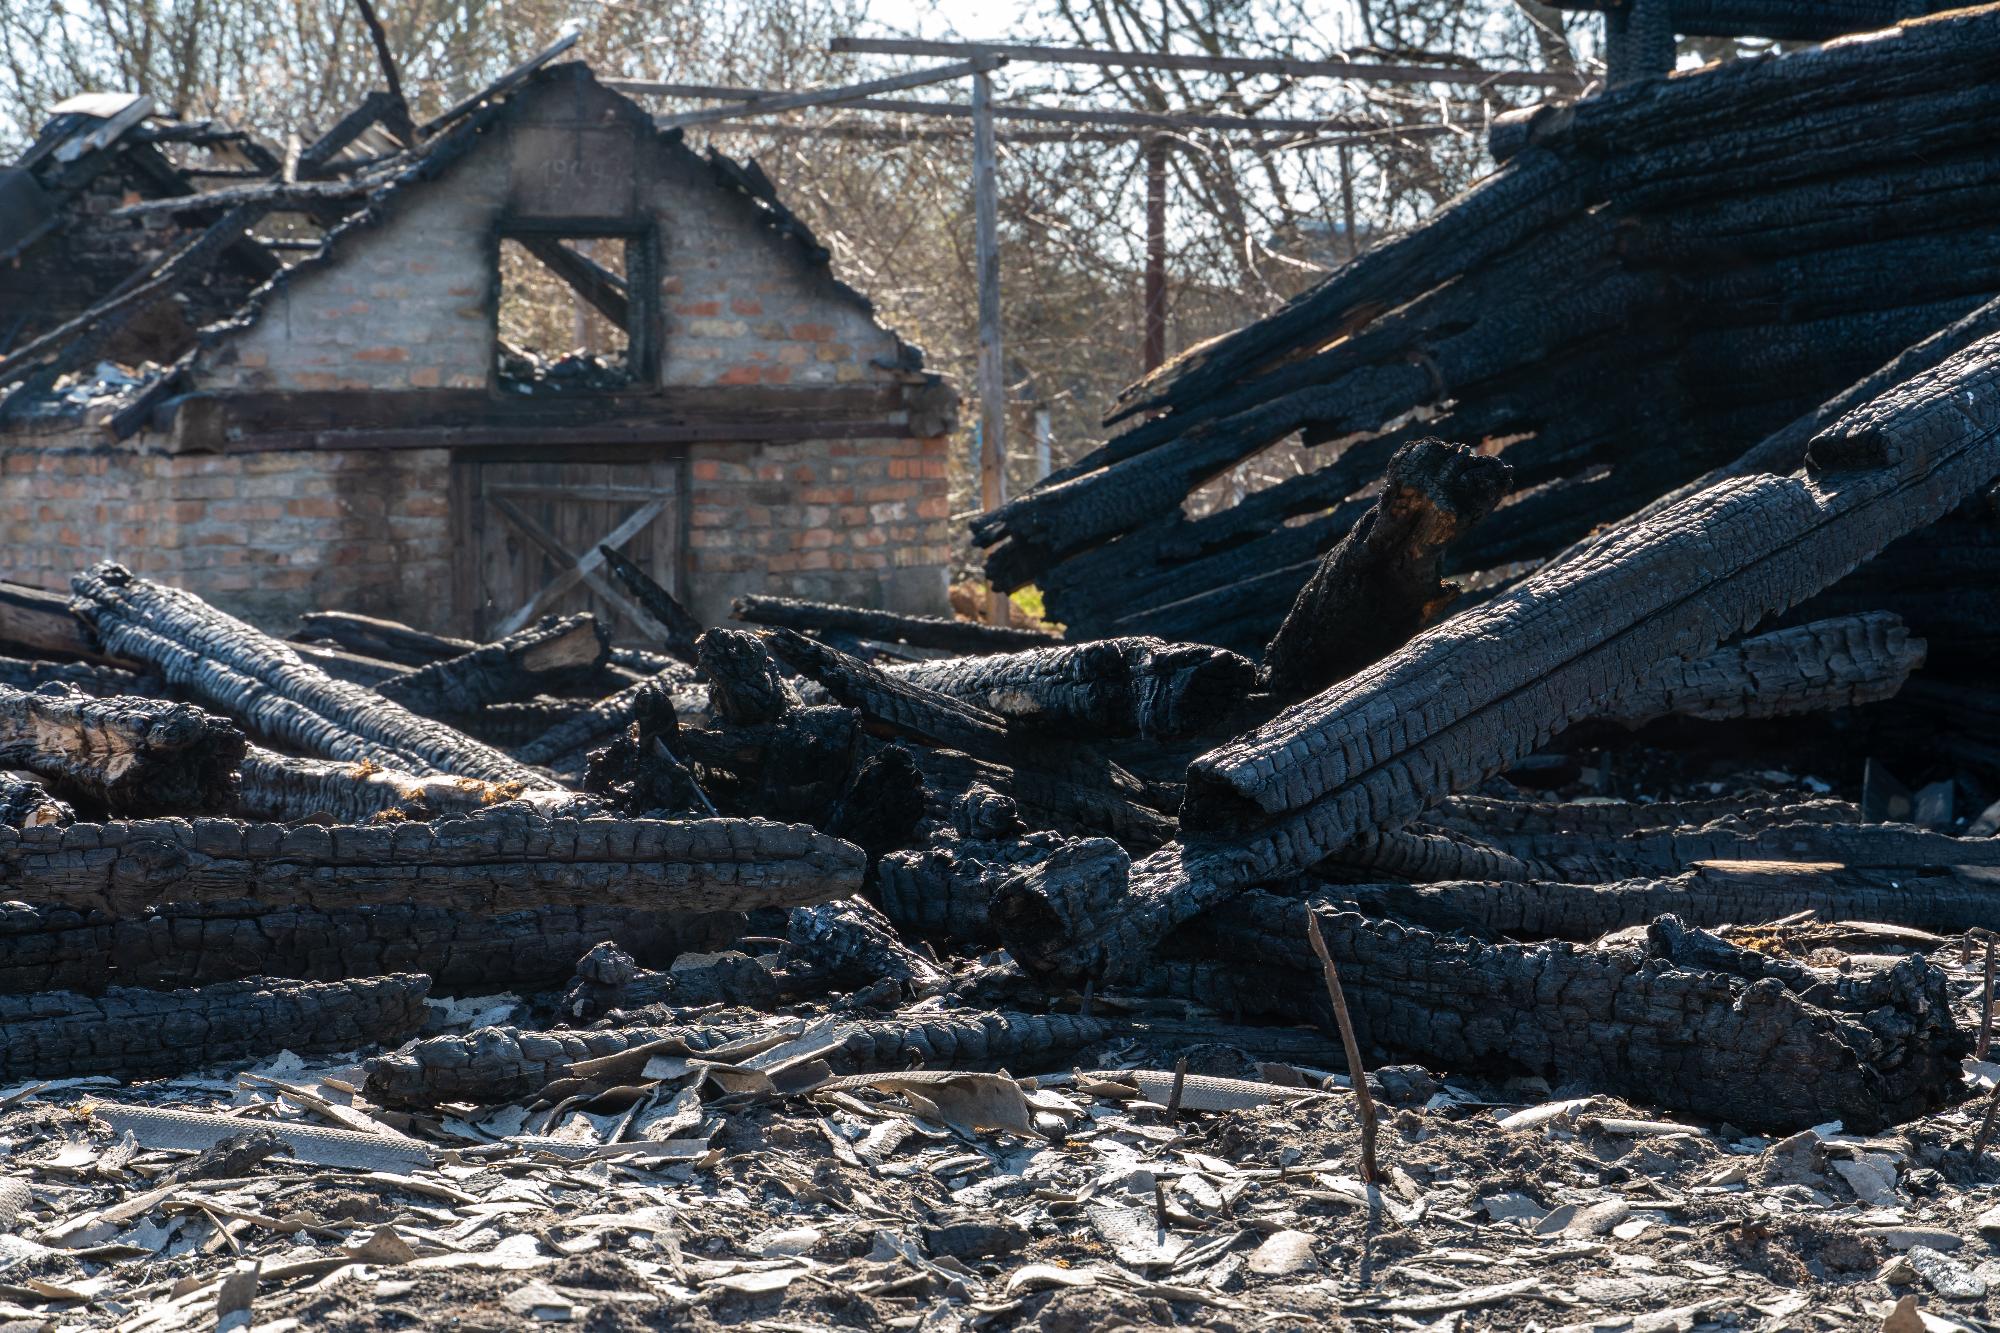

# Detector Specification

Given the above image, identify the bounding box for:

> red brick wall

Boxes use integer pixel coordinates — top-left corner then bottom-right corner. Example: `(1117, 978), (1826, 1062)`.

(0, 429), (951, 632)
(0, 435), (452, 629)
(681, 434), (953, 623)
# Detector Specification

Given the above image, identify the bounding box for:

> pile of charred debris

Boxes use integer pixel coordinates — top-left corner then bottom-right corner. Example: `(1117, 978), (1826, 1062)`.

(12, 9), (2000, 1330)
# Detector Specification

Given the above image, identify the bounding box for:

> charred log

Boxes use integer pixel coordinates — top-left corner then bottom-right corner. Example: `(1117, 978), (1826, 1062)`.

(233, 745), (547, 824)
(293, 609), (476, 666)
(698, 628), (800, 725)
(1157, 895), (1963, 1133)
(292, 642), (411, 688)
(1482, 818), (2000, 884)
(0, 683), (245, 816)
(0, 578), (98, 662)
(911, 746), (1176, 852)
(0, 898), (739, 996)
(0, 772), (69, 829)
(784, 896), (948, 995)
(0, 974), (430, 1083)
(447, 697), (591, 750)
(0, 655), (157, 698)
(1598, 612), (1924, 726)
(764, 627), (1012, 753)
(1340, 862), (2000, 939)
(878, 830), (1101, 946)
(600, 546), (702, 663)
(514, 666), (700, 776)
(375, 613), (610, 716)
(71, 563), (554, 788)
(892, 637), (1257, 740)
(0, 806), (865, 919)
(732, 593), (1057, 654)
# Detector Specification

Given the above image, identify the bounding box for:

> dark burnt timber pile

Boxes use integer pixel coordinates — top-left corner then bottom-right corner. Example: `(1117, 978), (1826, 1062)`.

(10, 17), (2000, 1156)
(971, 7), (2000, 663)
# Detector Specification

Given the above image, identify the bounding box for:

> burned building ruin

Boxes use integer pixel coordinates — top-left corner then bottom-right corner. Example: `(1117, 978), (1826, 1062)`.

(0, 60), (959, 637)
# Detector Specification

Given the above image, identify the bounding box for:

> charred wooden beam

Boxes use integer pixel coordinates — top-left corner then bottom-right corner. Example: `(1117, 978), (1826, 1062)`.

(1318, 824), (1541, 883)
(998, 337), (2000, 985)
(233, 745), (551, 823)
(1341, 862), (2000, 940)
(1434, 793), (1859, 839)
(0, 579), (99, 661)
(912, 746), (1177, 852)
(1601, 612), (1924, 726)
(0, 898), (739, 995)
(768, 634), (1185, 851)
(364, 1010), (1116, 1108)
(70, 563), (556, 788)
(600, 545), (702, 663)
(515, 666), (699, 776)
(891, 637), (1256, 740)
(732, 593), (1057, 654)
(0, 974), (430, 1083)
(448, 697), (590, 750)
(1489, 818), (2000, 884)
(293, 610), (475, 666)
(0, 806), (865, 919)
(292, 642), (411, 688)
(521, 237), (630, 330)
(763, 627), (1014, 752)
(0, 772), (69, 829)
(0, 684), (245, 816)
(0, 655), (157, 697)
(374, 612), (610, 716)
(1261, 438), (1511, 701)
(1160, 896), (1964, 1133)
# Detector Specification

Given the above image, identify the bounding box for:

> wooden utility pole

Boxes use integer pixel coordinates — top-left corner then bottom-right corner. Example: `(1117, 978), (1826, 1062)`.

(1339, 144), (1359, 261)
(972, 60), (1009, 624)
(1142, 136), (1168, 374)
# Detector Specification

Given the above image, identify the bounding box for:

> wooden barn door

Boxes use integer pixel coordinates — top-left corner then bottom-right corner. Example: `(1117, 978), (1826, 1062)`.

(453, 453), (686, 644)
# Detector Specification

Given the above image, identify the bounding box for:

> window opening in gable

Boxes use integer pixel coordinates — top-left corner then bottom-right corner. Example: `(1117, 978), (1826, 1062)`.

(495, 233), (647, 395)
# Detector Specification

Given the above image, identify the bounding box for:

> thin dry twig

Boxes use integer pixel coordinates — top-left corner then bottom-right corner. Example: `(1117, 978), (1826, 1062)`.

(1306, 909), (1380, 1184)
(1978, 937), (1995, 1061)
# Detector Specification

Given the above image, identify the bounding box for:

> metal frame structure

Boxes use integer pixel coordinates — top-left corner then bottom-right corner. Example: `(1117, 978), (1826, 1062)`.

(618, 38), (1575, 618)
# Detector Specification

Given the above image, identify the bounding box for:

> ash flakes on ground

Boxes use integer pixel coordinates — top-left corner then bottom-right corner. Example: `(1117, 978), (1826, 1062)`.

(5, 929), (2000, 1332)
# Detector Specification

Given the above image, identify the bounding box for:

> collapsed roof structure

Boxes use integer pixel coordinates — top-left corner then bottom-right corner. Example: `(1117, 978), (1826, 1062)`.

(973, 8), (2000, 664)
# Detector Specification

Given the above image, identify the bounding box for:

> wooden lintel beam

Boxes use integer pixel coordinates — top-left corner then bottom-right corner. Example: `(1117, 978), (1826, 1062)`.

(519, 237), (630, 330)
